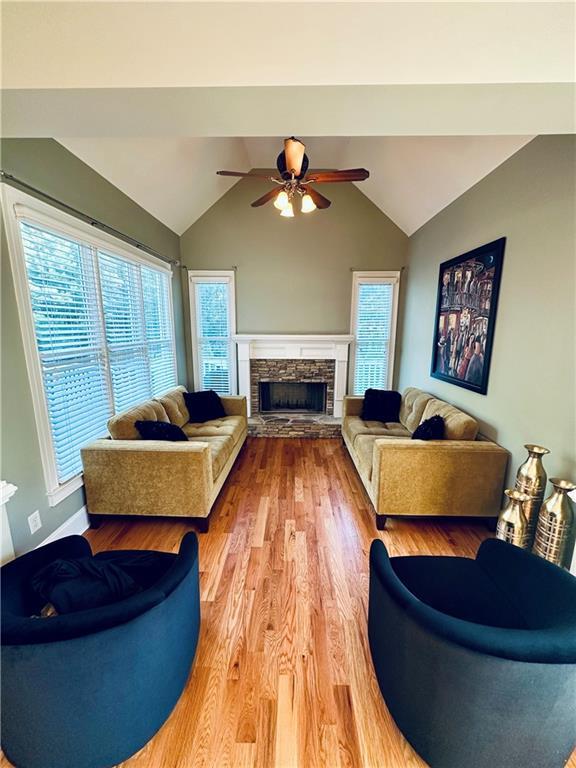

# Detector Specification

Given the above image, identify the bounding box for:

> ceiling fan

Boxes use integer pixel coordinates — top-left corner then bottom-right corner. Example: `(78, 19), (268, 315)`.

(216, 137), (370, 217)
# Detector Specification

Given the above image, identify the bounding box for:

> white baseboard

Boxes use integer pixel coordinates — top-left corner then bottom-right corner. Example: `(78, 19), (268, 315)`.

(37, 506), (90, 548)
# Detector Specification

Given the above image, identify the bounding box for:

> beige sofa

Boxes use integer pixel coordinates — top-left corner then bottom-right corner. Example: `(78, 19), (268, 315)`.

(342, 387), (508, 529)
(81, 386), (247, 530)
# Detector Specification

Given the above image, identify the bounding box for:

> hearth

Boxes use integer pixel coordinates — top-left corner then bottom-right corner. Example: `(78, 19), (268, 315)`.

(260, 381), (327, 413)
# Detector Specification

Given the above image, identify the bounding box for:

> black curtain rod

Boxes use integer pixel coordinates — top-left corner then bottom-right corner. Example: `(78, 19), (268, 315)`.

(0, 171), (179, 267)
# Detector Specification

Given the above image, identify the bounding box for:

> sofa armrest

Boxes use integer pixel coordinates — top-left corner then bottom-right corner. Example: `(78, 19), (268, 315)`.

(220, 395), (247, 419)
(343, 396), (364, 418)
(372, 438), (509, 518)
(81, 440), (213, 518)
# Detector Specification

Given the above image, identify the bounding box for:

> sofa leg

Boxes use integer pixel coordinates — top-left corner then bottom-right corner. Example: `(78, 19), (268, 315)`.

(194, 517), (210, 534)
(89, 514), (102, 529)
(376, 515), (387, 531)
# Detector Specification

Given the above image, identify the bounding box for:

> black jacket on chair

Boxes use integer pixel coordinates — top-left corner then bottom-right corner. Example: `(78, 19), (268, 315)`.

(1, 532), (200, 768)
(368, 538), (576, 768)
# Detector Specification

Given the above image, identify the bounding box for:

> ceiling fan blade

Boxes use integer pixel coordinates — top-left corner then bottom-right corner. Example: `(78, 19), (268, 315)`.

(306, 168), (370, 183)
(303, 186), (331, 210)
(250, 187), (281, 208)
(217, 170), (274, 179)
(284, 137), (306, 177)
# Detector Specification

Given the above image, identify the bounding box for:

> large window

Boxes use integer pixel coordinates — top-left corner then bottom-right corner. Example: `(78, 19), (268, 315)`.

(350, 271), (400, 395)
(3, 187), (177, 503)
(189, 271), (236, 395)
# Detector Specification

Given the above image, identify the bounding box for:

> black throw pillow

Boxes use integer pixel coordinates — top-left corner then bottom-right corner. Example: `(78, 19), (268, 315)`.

(184, 390), (226, 423)
(31, 558), (141, 614)
(135, 420), (188, 441)
(412, 415), (445, 441)
(361, 389), (402, 423)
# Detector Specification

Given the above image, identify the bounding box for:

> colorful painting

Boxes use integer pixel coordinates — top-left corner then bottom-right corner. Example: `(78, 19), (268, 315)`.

(430, 238), (505, 395)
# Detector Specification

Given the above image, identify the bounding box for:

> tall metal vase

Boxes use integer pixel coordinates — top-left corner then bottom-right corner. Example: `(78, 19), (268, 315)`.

(533, 479), (576, 567)
(496, 489), (530, 547)
(515, 444), (549, 546)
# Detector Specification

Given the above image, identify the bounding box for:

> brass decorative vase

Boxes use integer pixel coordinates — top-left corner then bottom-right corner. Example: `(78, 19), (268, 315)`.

(515, 444), (549, 546)
(496, 489), (530, 547)
(532, 479), (576, 567)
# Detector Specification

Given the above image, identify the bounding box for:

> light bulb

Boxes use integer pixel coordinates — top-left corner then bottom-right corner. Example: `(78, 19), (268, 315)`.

(280, 202), (294, 218)
(301, 193), (317, 213)
(274, 190), (289, 210)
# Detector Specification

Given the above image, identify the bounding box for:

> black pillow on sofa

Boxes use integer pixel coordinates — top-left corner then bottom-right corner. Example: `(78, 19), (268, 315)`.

(135, 420), (188, 441)
(184, 390), (226, 423)
(412, 415), (445, 441)
(361, 389), (402, 423)
(30, 558), (141, 614)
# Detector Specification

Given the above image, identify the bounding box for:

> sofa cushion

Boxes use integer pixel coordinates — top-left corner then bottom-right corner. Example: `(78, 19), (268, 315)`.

(183, 415), (246, 447)
(135, 421), (188, 442)
(154, 386), (189, 428)
(399, 387), (434, 432)
(183, 390), (226, 423)
(412, 415), (445, 441)
(354, 435), (379, 483)
(421, 398), (478, 441)
(187, 435), (234, 480)
(361, 389), (401, 423)
(108, 400), (169, 440)
(343, 416), (410, 449)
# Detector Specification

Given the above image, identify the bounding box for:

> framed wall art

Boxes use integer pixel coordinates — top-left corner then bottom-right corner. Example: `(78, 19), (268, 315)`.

(430, 238), (506, 395)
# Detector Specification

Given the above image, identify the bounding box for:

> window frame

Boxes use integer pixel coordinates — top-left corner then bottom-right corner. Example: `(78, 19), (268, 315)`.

(349, 270), (401, 394)
(1, 185), (177, 506)
(188, 270), (237, 395)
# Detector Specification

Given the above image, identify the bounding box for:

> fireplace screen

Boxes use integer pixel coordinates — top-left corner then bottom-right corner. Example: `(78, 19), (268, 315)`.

(259, 381), (327, 413)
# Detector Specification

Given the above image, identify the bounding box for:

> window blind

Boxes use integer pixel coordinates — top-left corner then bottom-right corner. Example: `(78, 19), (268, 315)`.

(20, 221), (111, 482)
(18, 219), (177, 487)
(193, 279), (234, 395)
(352, 281), (394, 395)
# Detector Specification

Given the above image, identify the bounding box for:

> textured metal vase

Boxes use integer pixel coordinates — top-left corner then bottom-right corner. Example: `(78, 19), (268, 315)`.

(496, 489), (530, 547)
(515, 444), (549, 546)
(533, 478), (576, 567)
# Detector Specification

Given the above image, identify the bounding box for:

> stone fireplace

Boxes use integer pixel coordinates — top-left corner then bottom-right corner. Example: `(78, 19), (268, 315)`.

(234, 334), (353, 437)
(250, 358), (335, 415)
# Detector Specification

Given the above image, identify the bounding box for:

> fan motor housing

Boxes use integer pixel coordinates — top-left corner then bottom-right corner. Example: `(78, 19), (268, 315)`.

(277, 151), (309, 181)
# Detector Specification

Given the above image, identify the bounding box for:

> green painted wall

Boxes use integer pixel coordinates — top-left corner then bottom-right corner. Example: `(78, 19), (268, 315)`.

(180, 174), (409, 385)
(1, 138), (185, 554)
(399, 136), (576, 493)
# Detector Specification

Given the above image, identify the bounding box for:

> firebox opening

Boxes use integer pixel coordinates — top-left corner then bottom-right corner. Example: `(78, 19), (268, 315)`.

(259, 381), (327, 413)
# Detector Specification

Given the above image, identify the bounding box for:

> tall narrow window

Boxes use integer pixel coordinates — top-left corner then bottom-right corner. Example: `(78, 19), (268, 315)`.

(189, 271), (236, 395)
(3, 186), (177, 503)
(350, 271), (400, 395)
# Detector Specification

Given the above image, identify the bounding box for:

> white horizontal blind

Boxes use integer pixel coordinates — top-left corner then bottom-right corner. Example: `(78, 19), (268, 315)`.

(17, 218), (177, 487)
(142, 266), (178, 395)
(352, 278), (396, 395)
(19, 221), (111, 482)
(191, 276), (235, 395)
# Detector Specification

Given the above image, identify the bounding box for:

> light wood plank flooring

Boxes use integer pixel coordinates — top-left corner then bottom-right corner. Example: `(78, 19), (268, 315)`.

(3, 438), (575, 768)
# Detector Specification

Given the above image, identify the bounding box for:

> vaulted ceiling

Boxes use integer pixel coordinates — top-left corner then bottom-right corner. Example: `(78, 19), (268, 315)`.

(4, 1), (570, 236)
(57, 135), (534, 236)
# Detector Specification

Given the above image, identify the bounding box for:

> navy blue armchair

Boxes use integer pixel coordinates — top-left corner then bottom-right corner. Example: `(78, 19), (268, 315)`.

(369, 538), (576, 768)
(1, 532), (200, 768)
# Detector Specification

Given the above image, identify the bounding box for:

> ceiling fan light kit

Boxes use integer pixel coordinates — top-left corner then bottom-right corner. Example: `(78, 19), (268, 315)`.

(300, 193), (316, 214)
(280, 202), (294, 218)
(216, 137), (369, 218)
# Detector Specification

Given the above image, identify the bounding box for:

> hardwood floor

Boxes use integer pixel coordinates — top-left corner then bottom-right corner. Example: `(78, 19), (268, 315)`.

(3, 437), (575, 768)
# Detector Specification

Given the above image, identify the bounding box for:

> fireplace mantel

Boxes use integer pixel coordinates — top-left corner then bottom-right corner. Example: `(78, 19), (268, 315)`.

(233, 334), (353, 417)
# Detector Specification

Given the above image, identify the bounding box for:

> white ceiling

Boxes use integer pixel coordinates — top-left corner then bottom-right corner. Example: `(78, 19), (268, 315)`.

(58, 135), (534, 236)
(4, 3), (573, 89)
